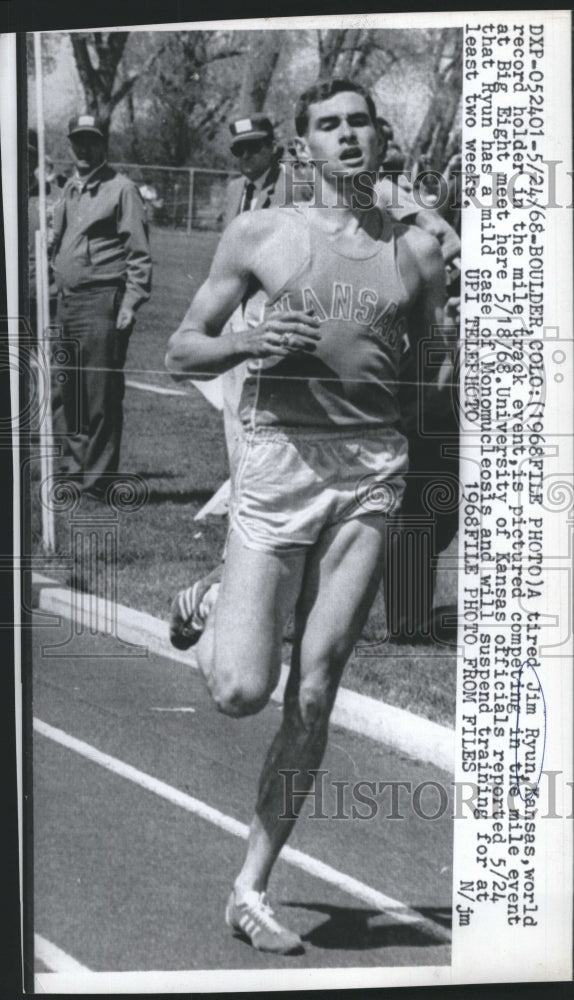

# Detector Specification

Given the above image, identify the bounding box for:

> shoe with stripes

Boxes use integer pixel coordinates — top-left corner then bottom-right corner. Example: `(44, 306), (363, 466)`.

(168, 580), (217, 651)
(225, 889), (303, 955)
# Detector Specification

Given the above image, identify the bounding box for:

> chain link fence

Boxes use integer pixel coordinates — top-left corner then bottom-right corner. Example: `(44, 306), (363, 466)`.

(52, 161), (239, 233)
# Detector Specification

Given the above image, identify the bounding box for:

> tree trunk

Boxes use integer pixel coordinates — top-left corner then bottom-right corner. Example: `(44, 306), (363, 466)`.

(69, 32), (131, 132)
(335, 28), (363, 78)
(238, 33), (282, 113)
(409, 29), (463, 170)
(126, 88), (141, 161)
(316, 29), (347, 80)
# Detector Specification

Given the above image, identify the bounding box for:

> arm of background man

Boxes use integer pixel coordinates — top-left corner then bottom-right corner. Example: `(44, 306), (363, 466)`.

(117, 181), (153, 323)
(49, 184), (69, 261)
(404, 227), (458, 429)
(413, 209), (461, 266)
(222, 177), (241, 230)
(165, 212), (258, 379)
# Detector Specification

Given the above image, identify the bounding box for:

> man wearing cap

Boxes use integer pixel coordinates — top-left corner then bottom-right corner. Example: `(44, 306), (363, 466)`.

(51, 114), (152, 497)
(223, 115), (286, 229)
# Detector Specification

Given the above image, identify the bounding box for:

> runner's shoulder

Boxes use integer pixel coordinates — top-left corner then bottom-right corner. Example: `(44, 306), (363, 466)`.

(220, 207), (300, 262)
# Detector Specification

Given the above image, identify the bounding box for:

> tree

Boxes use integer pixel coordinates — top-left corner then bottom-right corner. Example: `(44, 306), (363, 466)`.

(238, 33), (283, 113)
(53, 26), (461, 174)
(409, 29), (463, 170)
(315, 28), (398, 85)
(26, 32), (59, 78)
(68, 31), (160, 131)
(316, 30), (349, 79)
(140, 31), (245, 166)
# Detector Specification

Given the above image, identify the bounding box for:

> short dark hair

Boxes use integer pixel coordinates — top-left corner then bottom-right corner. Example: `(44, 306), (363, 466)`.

(295, 78), (377, 137)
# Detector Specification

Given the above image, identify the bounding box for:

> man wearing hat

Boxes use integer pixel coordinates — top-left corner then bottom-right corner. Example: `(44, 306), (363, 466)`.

(51, 113), (152, 498)
(223, 115), (286, 229)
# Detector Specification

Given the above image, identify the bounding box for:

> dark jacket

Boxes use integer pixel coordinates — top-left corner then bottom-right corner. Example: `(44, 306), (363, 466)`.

(222, 162), (288, 229)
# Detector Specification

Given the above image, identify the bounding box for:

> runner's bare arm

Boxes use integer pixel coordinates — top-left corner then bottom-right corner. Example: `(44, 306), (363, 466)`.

(165, 214), (255, 378)
(165, 214), (321, 380)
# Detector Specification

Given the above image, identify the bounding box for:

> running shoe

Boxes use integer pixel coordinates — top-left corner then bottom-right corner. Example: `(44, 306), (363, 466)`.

(168, 580), (218, 650)
(225, 889), (303, 954)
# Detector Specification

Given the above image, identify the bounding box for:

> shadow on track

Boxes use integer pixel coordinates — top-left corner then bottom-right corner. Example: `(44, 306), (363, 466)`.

(144, 489), (217, 506)
(282, 901), (451, 951)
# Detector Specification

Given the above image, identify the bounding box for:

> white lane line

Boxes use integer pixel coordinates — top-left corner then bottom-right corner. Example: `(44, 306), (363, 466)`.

(149, 707), (196, 713)
(34, 718), (450, 942)
(35, 934), (91, 973)
(35, 966), (453, 994)
(125, 378), (224, 411)
(126, 379), (187, 397)
(33, 574), (456, 772)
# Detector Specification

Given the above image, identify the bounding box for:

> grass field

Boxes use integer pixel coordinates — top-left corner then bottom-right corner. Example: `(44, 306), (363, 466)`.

(31, 225), (458, 728)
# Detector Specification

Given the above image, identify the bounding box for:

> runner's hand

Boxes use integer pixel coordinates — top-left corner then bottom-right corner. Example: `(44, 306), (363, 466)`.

(236, 310), (321, 359)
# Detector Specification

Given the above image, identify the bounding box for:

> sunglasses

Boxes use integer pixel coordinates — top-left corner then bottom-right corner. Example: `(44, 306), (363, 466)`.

(232, 139), (269, 158)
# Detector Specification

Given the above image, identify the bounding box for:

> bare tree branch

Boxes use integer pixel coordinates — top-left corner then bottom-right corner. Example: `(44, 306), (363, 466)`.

(110, 42), (165, 109)
(206, 48), (245, 63)
(107, 31), (130, 61)
(69, 34), (101, 112)
(239, 33), (282, 112)
(409, 29), (463, 168)
(316, 28), (348, 79)
(109, 74), (140, 109)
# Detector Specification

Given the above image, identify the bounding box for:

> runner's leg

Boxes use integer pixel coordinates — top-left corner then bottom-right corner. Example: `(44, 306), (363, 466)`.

(233, 513), (388, 894)
(196, 528), (306, 716)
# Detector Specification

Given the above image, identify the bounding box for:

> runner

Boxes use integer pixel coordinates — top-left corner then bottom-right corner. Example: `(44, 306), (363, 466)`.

(165, 78), (454, 954)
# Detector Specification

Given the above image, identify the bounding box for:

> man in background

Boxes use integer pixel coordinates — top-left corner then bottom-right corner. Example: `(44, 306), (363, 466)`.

(375, 117), (461, 274)
(222, 114), (286, 228)
(51, 114), (152, 499)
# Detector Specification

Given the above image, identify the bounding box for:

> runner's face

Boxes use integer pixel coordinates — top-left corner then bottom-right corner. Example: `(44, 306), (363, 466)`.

(301, 91), (381, 182)
(69, 133), (107, 175)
